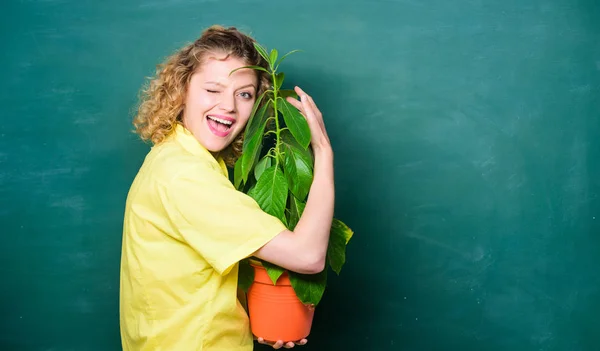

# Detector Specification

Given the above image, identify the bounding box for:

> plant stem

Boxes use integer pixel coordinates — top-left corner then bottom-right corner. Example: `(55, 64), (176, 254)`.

(271, 71), (282, 169)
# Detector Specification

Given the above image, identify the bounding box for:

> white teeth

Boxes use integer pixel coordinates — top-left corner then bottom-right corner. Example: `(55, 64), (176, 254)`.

(208, 116), (233, 125)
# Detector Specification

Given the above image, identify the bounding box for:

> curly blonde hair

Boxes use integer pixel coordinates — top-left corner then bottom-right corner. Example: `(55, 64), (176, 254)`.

(133, 25), (271, 166)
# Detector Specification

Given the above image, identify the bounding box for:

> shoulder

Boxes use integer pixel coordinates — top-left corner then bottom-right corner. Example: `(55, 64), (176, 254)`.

(140, 139), (214, 183)
(142, 138), (223, 186)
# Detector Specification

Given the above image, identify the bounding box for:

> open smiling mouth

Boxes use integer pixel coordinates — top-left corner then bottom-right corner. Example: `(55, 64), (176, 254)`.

(207, 115), (235, 137)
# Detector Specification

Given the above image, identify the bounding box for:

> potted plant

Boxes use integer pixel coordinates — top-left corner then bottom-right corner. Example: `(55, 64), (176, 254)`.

(232, 43), (354, 343)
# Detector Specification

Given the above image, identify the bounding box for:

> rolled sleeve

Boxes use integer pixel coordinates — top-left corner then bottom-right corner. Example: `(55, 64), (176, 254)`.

(160, 162), (286, 275)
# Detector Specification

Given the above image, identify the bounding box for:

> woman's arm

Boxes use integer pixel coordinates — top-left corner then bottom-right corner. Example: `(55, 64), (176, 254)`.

(253, 87), (335, 274)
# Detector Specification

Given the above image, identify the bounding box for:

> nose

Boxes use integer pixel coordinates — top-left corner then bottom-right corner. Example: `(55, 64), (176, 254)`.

(219, 93), (236, 112)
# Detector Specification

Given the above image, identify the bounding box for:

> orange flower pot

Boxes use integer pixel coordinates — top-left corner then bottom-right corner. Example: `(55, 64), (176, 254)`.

(247, 264), (315, 343)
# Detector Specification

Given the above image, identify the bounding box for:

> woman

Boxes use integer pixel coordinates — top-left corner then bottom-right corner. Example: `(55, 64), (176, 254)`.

(119, 25), (335, 350)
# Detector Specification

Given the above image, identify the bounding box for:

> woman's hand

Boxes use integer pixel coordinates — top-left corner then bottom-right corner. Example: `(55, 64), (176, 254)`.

(285, 86), (332, 155)
(257, 337), (308, 349)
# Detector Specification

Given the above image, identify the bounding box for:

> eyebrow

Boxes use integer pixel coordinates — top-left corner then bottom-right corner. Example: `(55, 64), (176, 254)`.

(205, 81), (257, 90)
(205, 81), (225, 87)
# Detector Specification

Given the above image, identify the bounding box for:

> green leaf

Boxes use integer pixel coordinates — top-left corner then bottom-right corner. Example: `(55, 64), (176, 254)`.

(263, 261), (285, 285)
(276, 49), (301, 68)
(230, 65), (269, 75)
(234, 157), (243, 189)
(254, 156), (272, 181)
(283, 143), (313, 201)
(240, 99), (271, 183)
(238, 259), (255, 292)
(282, 146), (297, 188)
(288, 194), (306, 230)
(248, 91), (267, 129)
(244, 100), (270, 149)
(240, 118), (267, 184)
(253, 42), (270, 63)
(251, 165), (288, 221)
(327, 219), (354, 275)
(269, 49), (278, 67)
(248, 184), (257, 198)
(279, 89), (298, 100)
(289, 269), (327, 306)
(278, 97), (311, 149)
(275, 72), (285, 91)
(282, 130), (313, 162)
(295, 197), (306, 215)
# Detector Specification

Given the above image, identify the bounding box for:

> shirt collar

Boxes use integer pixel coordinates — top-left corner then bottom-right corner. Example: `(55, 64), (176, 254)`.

(173, 123), (229, 177)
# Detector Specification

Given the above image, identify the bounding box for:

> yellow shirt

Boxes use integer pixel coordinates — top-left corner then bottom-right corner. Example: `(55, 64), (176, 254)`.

(120, 124), (286, 351)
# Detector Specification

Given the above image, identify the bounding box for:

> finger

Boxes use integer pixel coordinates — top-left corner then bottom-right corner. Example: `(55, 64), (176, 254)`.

(294, 85), (307, 98)
(305, 94), (323, 118)
(300, 94), (327, 139)
(299, 94), (316, 121)
(293, 86), (331, 148)
(294, 86), (321, 116)
(297, 339), (308, 345)
(272, 340), (284, 349)
(304, 94), (327, 134)
(285, 96), (305, 114)
(299, 95), (321, 134)
(284, 341), (295, 348)
(293, 87), (315, 114)
(258, 337), (275, 347)
(304, 95), (330, 143)
(300, 95), (328, 147)
(294, 86), (326, 131)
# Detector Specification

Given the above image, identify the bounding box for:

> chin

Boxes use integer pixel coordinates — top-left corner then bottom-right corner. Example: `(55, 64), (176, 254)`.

(204, 137), (232, 153)
(205, 144), (226, 153)
(197, 132), (230, 153)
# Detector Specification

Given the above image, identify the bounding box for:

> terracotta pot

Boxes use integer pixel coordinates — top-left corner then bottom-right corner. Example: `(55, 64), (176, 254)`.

(247, 264), (315, 343)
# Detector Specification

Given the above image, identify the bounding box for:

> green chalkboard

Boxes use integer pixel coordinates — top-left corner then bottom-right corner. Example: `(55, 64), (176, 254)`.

(1, 0), (599, 350)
